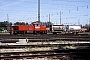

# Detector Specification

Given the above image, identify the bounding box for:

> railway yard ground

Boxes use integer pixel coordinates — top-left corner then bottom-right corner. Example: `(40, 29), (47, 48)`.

(0, 32), (90, 60)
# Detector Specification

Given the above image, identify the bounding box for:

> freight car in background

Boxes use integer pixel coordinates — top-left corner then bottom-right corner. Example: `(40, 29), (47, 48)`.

(10, 22), (48, 34)
(50, 25), (81, 34)
(50, 25), (65, 34)
(64, 25), (81, 34)
(80, 28), (88, 32)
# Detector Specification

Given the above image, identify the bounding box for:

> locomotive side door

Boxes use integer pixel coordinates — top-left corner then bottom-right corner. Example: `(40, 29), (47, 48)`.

(34, 23), (40, 29)
(32, 22), (40, 33)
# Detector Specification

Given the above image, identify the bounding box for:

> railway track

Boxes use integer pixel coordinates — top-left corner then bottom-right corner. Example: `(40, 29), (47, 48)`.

(0, 34), (89, 39)
(0, 47), (90, 59)
(0, 37), (90, 43)
(0, 34), (90, 60)
(1, 43), (90, 49)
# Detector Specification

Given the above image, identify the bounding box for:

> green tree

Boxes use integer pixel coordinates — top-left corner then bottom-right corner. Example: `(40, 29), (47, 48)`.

(82, 24), (90, 32)
(0, 21), (12, 31)
(83, 24), (89, 28)
(14, 22), (29, 25)
(41, 21), (53, 27)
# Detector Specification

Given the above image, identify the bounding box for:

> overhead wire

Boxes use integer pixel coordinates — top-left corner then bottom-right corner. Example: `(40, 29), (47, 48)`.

(0, 0), (90, 24)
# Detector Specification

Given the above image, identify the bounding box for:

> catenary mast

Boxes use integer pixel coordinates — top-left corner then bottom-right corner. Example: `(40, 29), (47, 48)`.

(38, 0), (40, 22)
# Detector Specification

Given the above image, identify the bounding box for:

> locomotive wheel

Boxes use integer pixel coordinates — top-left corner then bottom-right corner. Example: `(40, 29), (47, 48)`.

(44, 31), (47, 34)
(41, 31), (44, 34)
(43, 31), (44, 34)
(13, 31), (17, 35)
(23, 31), (26, 34)
(10, 31), (13, 35)
(33, 31), (36, 34)
(53, 32), (57, 34)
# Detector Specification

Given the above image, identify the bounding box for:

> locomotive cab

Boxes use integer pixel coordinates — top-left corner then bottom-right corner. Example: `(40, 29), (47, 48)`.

(10, 25), (19, 34)
(32, 22), (47, 34)
(32, 22), (40, 28)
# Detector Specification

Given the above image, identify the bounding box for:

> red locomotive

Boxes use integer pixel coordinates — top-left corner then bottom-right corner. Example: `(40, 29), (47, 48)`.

(10, 22), (49, 34)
